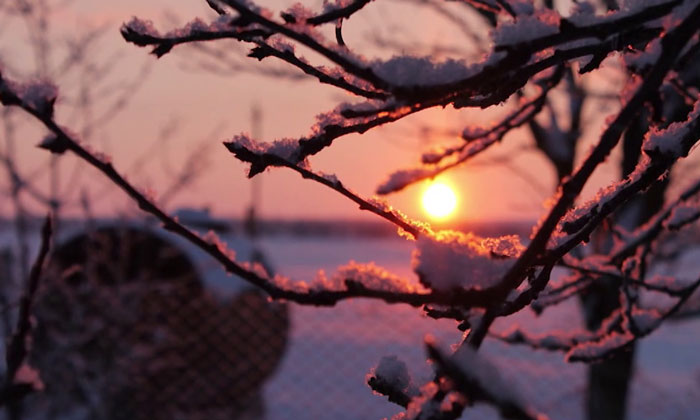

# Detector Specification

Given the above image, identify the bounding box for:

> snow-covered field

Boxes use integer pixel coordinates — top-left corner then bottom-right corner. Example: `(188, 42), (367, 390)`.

(2, 225), (699, 419)
(196, 234), (700, 420)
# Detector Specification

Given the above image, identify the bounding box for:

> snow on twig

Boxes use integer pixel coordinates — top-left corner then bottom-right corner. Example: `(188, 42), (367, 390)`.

(413, 230), (524, 291)
(424, 339), (544, 420)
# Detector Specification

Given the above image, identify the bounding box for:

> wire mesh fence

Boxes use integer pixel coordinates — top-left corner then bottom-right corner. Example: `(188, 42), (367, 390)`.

(1, 224), (700, 419)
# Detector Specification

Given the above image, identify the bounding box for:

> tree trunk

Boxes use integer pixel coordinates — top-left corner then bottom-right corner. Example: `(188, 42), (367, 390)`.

(584, 108), (668, 420)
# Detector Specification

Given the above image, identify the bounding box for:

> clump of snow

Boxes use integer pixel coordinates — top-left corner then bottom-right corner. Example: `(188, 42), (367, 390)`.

(202, 229), (237, 262)
(566, 331), (634, 362)
(492, 9), (560, 46)
(376, 168), (433, 195)
(123, 16), (237, 44)
(628, 307), (663, 335)
(123, 17), (160, 37)
(405, 382), (440, 420)
(412, 230), (524, 291)
(377, 130), (507, 195)
(644, 275), (689, 294)
(227, 134), (301, 161)
(370, 355), (414, 393)
(421, 145), (461, 165)
(268, 36), (296, 54)
(270, 261), (418, 295)
(322, 0), (355, 14)
(283, 3), (315, 21)
(317, 171), (340, 186)
(322, 260), (419, 293)
(312, 109), (346, 131)
(311, 102), (396, 136)
(0, 77), (58, 115)
(624, 39), (662, 71)
(498, 324), (594, 350)
(371, 56), (479, 87)
(18, 81), (57, 114)
(643, 100), (700, 159)
(165, 16), (233, 37)
(510, 0), (535, 16)
(363, 197), (423, 234)
(14, 364), (44, 391)
(558, 155), (652, 237)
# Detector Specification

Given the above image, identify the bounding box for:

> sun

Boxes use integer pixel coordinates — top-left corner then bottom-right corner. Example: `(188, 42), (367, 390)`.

(422, 182), (458, 220)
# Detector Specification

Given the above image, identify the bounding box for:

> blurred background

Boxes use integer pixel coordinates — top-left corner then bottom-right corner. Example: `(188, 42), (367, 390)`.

(1, 0), (700, 419)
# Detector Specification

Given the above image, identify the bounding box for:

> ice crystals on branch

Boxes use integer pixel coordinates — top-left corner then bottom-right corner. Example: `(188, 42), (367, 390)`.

(376, 137), (494, 194)
(566, 331), (634, 362)
(491, 9), (560, 47)
(227, 133), (301, 164)
(281, 3), (315, 22)
(557, 155), (652, 237)
(165, 16), (234, 37)
(643, 100), (700, 159)
(371, 56), (478, 87)
(122, 17), (160, 39)
(0, 76), (57, 117)
(413, 230), (524, 291)
(264, 260), (418, 296)
(323, 261), (419, 293)
(376, 168), (434, 195)
(121, 16), (243, 57)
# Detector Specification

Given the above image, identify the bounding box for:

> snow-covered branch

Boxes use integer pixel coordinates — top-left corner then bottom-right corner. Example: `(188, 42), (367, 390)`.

(423, 339), (544, 420)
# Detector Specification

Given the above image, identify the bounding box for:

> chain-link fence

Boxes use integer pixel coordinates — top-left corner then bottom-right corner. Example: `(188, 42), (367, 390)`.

(2, 224), (700, 419)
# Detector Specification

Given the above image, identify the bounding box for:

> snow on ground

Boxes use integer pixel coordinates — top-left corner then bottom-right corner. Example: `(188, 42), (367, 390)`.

(240, 235), (700, 420)
(2, 224), (700, 419)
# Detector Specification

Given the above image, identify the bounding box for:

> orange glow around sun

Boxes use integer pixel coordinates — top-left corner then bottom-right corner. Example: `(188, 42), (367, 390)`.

(422, 182), (458, 220)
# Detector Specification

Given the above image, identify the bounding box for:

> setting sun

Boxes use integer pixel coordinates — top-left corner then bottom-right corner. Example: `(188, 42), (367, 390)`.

(422, 182), (458, 220)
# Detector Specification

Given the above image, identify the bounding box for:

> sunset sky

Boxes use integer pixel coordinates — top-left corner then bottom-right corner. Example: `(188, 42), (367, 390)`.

(1, 0), (670, 225)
